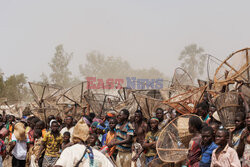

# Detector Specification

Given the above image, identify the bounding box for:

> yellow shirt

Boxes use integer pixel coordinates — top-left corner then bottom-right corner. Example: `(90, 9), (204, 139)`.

(43, 132), (63, 157)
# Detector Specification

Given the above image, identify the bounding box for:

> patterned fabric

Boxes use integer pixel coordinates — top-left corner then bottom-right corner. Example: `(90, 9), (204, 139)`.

(42, 155), (58, 167)
(187, 135), (202, 167)
(242, 142), (250, 167)
(106, 131), (116, 156)
(32, 137), (43, 157)
(116, 151), (132, 167)
(203, 114), (211, 124)
(42, 129), (47, 138)
(158, 119), (169, 130)
(211, 144), (241, 167)
(145, 131), (160, 157)
(0, 139), (6, 156)
(28, 129), (34, 144)
(200, 142), (218, 166)
(101, 133), (107, 146)
(115, 122), (134, 152)
(232, 128), (244, 149)
(6, 123), (13, 143)
(42, 132), (63, 157)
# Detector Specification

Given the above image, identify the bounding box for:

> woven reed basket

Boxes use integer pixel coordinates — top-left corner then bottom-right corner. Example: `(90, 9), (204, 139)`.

(214, 92), (243, 129)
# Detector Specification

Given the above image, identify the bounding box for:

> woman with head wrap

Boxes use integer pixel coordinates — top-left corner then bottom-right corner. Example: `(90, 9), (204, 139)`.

(96, 123), (107, 146)
(90, 122), (98, 134)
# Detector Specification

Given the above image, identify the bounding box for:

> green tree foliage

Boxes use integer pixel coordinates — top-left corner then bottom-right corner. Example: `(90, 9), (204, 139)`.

(1, 73), (29, 103)
(179, 44), (206, 80)
(79, 51), (165, 80)
(49, 45), (73, 87)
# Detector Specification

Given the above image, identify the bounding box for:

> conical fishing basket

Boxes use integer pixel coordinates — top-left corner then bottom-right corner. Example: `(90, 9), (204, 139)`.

(156, 114), (200, 163)
(132, 92), (171, 119)
(214, 92), (243, 129)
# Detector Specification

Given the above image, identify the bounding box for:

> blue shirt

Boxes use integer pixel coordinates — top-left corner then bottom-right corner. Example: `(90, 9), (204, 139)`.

(101, 133), (107, 146)
(200, 142), (218, 167)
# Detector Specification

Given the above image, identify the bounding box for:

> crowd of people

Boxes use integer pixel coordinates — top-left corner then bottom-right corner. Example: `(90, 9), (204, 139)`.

(0, 94), (249, 167)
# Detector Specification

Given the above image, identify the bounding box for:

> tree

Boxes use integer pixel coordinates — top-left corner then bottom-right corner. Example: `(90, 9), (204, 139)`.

(49, 45), (73, 87)
(3, 73), (29, 102)
(79, 51), (165, 80)
(40, 72), (49, 85)
(79, 51), (132, 80)
(179, 44), (206, 80)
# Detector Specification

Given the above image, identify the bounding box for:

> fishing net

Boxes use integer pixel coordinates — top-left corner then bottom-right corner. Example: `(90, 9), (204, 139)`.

(28, 82), (63, 123)
(117, 87), (133, 101)
(57, 82), (88, 107)
(206, 55), (223, 81)
(157, 114), (201, 163)
(132, 92), (171, 119)
(171, 67), (193, 89)
(29, 82), (61, 104)
(84, 91), (121, 116)
(214, 48), (250, 87)
(163, 86), (207, 114)
(129, 80), (172, 101)
(113, 97), (138, 115)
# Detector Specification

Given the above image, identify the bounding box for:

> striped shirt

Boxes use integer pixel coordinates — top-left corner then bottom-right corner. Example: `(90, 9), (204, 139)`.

(115, 122), (134, 152)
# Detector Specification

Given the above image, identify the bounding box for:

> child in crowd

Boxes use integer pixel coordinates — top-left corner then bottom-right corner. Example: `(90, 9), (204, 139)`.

(101, 118), (117, 157)
(187, 116), (202, 167)
(28, 117), (40, 146)
(211, 129), (241, 167)
(200, 126), (218, 167)
(87, 133), (101, 150)
(35, 120), (47, 138)
(229, 112), (246, 149)
(62, 132), (72, 151)
(90, 122), (98, 134)
(27, 129), (43, 167)
(210, 122), (220, 136)
(142, 117), (160, 166)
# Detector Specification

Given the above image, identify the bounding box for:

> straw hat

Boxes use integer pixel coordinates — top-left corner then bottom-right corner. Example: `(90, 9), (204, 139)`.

(13, 122), (26, 141)
(72, 119), (89, 144)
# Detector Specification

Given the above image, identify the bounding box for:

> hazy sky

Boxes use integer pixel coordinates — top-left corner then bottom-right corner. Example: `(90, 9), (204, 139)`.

(0, 0), (250, 81)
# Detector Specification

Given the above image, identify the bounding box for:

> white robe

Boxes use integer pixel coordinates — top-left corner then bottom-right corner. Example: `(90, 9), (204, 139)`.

(55, 144), (115, 167)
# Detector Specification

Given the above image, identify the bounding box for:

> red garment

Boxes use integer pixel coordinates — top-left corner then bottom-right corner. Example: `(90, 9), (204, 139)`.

(28, 129), (35, 145)
(187, 135), (202, 167)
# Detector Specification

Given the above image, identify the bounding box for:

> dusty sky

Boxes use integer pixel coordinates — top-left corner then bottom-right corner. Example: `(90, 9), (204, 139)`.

(0, 0), (250, 81)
